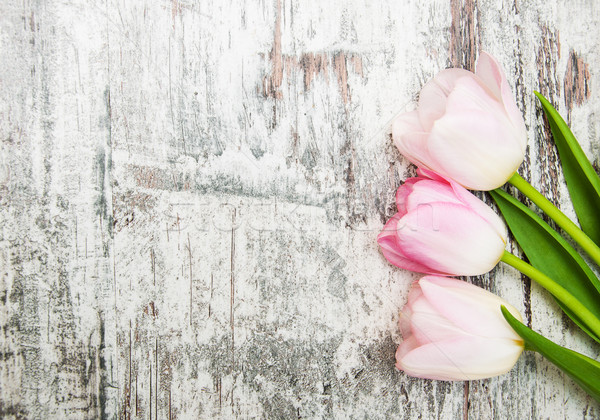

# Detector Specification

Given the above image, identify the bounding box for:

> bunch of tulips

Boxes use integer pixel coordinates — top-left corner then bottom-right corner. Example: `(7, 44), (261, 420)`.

(380, 52), (600, 401)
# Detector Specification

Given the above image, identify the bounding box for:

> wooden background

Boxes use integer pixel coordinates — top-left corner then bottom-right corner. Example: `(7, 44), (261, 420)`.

(1, 0), (600, 418)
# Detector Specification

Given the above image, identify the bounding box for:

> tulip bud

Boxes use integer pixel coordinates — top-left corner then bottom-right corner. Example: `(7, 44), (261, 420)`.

(393, 52), (527, 191)
(377, 169), (507, 276)
(396, 276), (524, 381)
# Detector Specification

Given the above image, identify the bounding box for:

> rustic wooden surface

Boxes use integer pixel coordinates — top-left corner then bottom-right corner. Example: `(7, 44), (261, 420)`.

(1, 0), (600, 418)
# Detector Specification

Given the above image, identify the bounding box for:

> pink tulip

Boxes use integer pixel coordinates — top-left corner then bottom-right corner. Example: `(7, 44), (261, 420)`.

(396, 276), (524, 381)
(377, 169), (507, 276)
(393, 52), (527, 191)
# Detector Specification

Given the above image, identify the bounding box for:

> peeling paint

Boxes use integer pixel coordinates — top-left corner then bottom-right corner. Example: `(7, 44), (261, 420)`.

(564, 50), (591, 123)
(2, 0), (600, 418)
(449, 0), (479, 70)
(262, 0), (364, 103)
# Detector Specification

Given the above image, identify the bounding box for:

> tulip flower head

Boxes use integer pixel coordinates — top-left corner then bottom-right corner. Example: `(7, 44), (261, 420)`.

(377, 169), (507, 276)
(396, 276), (524, 381)
(393, 52), (527, 191)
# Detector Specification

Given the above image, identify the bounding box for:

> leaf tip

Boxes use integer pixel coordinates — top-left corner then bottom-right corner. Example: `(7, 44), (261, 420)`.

(500, 305), (515, 324)
(533, 91), (548, 103)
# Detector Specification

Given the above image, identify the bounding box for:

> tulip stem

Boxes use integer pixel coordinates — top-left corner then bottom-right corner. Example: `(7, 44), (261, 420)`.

(501, 250), (600, 339)
(508, 172), (600, 267)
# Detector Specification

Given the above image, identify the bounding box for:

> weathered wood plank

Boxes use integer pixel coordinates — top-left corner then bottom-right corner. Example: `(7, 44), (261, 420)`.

(1, 1), (117, 418)
(1, 0), (600, 418)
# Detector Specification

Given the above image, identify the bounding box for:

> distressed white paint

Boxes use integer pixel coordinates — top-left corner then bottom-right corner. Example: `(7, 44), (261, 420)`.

(1, 0), (600, 418)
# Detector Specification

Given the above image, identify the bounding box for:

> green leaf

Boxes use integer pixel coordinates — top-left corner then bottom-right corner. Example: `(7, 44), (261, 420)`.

(490, 188), (600, 343)
(502, 306), (600, 403)
(535, 92), (600, 246)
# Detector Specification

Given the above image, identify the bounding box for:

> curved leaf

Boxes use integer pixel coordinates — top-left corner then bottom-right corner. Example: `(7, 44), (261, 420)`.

(490, 188), (600, 343)
(502, 306), (600, 403)
(535, 92), (600, 246)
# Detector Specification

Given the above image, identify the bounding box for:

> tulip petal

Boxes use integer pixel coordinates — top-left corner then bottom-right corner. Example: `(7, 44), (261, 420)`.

(404, 179), (462, 214)
(395, 178), (419, 216)
(397, 336), (523, 381)
(416, 167), (451, 183)
(391, 111), (428, 170)
(395, 334), (420, 361)
(418, 275), (485, 292)
(377, 214), (445, 275)
(449, 180), (508, 242)
(399, 282), (422, 338)
(419, 276), (522, 339)
(476, 52), (527, 152)
(392, 109), (424, 133)
(443, 76), (514, 132)
(475, 51), (503, 101)
(408, 298), (470, 345)
(417, 169), (504, 238)
(392, 125), (433, 170)
(428, 108), (525, 190)
(396, 203), (506, 275)
(401, 284), (418, 319)
(418, 68), (473, 130)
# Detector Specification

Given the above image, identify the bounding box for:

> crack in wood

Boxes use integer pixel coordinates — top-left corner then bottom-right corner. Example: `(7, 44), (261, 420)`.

(536, 25), (562, 207)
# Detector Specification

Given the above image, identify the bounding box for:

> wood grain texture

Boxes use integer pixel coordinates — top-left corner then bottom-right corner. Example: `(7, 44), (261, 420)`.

(1, 0), (600, 418)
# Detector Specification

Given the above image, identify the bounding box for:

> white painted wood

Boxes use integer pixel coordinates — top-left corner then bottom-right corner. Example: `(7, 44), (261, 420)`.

(1, 0), (599, 418)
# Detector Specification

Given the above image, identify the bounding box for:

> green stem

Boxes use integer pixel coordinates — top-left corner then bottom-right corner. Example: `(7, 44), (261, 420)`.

(501, 250), (600, 339)
(508, 172), (600, 267)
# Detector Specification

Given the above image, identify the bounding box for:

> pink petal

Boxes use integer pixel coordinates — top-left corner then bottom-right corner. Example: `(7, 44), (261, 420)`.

(395, 178), (419, 216)
(476, 52), (527, 152)
(393, 110), (425, 133)
(392, 131), (433, 170)
(418, 68), (473, 130)
(391, 111), (430, 169)
(408, 298), (468, 345)
(400, 281), (422, 339)
(418, 275), (478, 291)
(404, 179), (462, 214)
(395, 335), (420, 362)
(428, 108), (525, 190)
(397, 336), (523, 381)
(416, 168), (450, 183)
(419, 277), (523, 339)
(377, 214), (444, 275)
(443, 76), (511, 126)
(475, 51), (503, 101)
(396, 203), (506, 275)
(413, 277), (480, 312)
(448, 181), (507, 242)
(403, 280), (424, 314)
